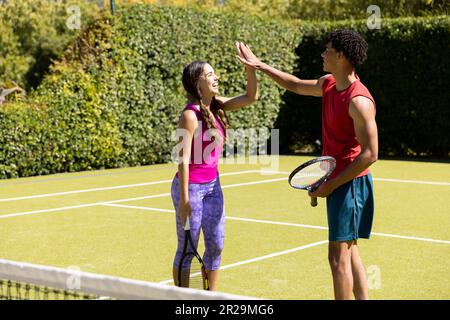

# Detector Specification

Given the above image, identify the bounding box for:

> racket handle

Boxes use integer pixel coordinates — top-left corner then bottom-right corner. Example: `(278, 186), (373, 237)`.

(184, 218), (190, 230)
(310, 196), (318, 207)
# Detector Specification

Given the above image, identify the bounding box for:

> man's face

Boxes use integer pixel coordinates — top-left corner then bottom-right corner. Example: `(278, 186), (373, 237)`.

(321, 43), (339, 72)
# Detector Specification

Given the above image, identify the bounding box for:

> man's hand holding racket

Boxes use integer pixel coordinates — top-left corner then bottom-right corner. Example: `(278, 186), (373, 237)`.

(308, 179), (337, 199)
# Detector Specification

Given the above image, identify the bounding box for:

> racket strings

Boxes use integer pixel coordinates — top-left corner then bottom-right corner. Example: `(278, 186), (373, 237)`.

(291, 160), (333, 187)
(179, 251), (208, 290)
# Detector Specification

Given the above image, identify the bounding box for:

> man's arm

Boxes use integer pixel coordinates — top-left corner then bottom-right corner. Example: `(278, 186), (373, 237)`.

(310, 96), (378, 197)
(236, 42), (328, 97)
(259, 63), (328, 97)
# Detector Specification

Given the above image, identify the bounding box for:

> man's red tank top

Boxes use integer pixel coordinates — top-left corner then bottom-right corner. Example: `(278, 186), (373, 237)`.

(321, 74), (376, 180)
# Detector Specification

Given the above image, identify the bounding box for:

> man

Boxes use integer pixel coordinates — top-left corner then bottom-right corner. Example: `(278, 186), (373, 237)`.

(236, 29), (378, 300)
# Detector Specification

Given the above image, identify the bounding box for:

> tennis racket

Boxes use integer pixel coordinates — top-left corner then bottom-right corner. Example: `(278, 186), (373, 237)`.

(288, 156), (336, 207)
(177, 219), (209, 290)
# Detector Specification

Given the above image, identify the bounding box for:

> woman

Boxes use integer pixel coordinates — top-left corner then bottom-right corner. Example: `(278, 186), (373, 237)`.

(172, 44), (258, 291)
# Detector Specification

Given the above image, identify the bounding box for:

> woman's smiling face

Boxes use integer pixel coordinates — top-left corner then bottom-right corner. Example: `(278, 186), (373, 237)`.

(198, 63), (220, 97)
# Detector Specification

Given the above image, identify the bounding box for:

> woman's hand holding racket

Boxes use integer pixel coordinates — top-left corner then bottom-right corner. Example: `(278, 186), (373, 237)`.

(179, 201), (192, 226)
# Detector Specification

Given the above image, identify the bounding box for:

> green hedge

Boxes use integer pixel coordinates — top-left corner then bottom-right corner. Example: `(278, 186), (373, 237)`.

(1, 5), (448, 179)
(276, 16), (450, 158)
(0, 4), (299, 178)
(142, 0), (449, 21)
(0, 102), (46, 178)
(1, 15), (122, 179)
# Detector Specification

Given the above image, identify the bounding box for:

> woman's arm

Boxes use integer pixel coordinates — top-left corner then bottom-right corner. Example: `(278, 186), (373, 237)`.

(177, 110), (197, 225)
(217, 43), (259, 112)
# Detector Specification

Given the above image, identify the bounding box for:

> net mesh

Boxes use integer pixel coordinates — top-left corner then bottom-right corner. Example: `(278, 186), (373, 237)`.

(0, 280), (104, 300)
(290, 160), (334, 188)
(0, 259), (253, 300)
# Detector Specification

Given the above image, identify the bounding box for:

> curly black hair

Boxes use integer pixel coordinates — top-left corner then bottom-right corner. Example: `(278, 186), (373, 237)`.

(324, 29), (368, 68)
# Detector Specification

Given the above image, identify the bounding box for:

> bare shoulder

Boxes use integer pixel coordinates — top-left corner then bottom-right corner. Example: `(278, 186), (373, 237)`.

(318, 74), (332, 87)
(311, 74), (332, 96)
(181, 108), (198, 119)
(349, 96), (375, 119)
(178, 109), (198, 130)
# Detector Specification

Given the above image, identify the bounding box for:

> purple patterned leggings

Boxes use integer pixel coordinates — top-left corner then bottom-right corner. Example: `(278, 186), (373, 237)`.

(171, 176), (225, 271)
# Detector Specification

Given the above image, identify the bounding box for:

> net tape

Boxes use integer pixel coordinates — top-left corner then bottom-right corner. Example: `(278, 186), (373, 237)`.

(0, 259), (255, 300)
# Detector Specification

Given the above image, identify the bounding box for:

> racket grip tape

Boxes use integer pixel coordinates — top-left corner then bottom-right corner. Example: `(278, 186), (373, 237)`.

(310, 196), (318, 207)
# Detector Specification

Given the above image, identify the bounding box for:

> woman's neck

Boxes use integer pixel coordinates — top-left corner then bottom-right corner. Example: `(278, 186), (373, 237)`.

(189, 97), (213, 109)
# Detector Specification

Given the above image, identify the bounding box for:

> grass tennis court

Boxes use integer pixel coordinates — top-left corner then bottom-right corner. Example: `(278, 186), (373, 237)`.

(1, 155), (449, 299)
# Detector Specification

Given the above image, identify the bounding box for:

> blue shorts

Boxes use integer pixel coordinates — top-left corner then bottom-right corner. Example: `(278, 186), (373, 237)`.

(326, 174), (374, 242)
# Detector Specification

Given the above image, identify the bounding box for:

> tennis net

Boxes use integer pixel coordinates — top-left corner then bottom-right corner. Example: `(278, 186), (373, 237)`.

(0, 259), (253, 300)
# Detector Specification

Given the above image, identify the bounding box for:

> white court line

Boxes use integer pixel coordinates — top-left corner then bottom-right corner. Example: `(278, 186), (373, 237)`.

(101, 204), (450, 245)
(2, 171), (450, 243)
(0, 180), (173, 203)
(0, 203), (101, 219)
(373, 178), (450, 186)
(3, 168), (448, 204)
(225, 216), (328, 231)
(105, 204), (327, 231)
(157, 240), (329, 285)
(0, 170), (264, 203)
(3, 182), (450, 245)
(4, 201), (448, 245)
(370, 232), (450, 244)
(104, 203), (174, 213)
(219, 240), (329, 270)
(270, 170), (450, 186)
(222, 177), (287, 189)
(105, 193), (172, 204)
(0, 194), (172, 220)
(0, 176), (285, 219)
(261, 170), (450, 186)
(227, 218), (450, 245)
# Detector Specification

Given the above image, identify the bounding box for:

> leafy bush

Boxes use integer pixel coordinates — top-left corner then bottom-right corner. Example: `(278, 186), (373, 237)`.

(113, 0), (450, 21)
(0, 0), (100, 90)
(1, 5), (448, 180)
(0, 4), (299, 178)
